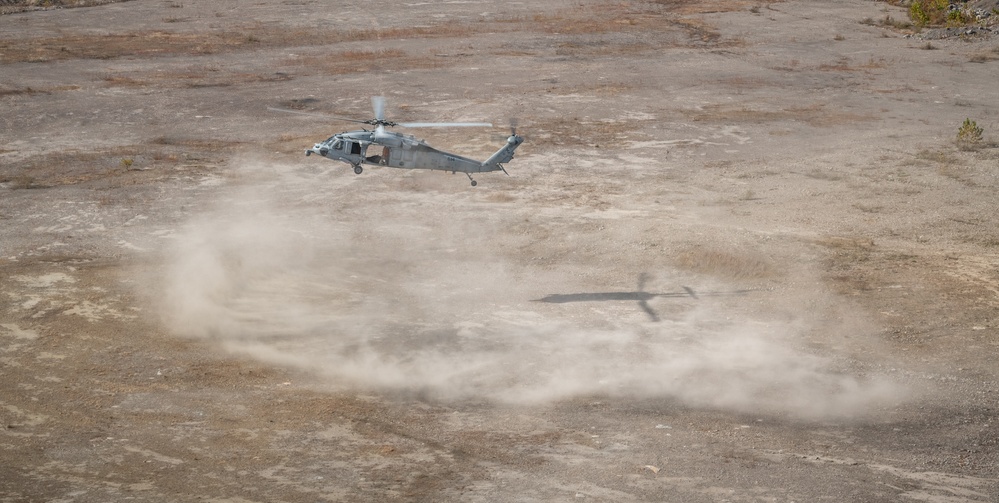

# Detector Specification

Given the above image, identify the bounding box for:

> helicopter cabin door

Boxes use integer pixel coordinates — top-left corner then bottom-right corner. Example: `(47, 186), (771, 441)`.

(344, 141), (361, 155)
(388, 147), (414, 167)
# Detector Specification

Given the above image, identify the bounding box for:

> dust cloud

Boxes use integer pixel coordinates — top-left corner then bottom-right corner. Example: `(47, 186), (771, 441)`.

(158, 162), (902, 420)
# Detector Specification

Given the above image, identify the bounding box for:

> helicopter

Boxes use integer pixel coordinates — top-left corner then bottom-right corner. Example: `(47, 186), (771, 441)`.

(272, 97), (523, 186)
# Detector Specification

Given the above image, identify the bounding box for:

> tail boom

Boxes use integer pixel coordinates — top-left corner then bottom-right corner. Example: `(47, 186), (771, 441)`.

(481, 134), (524, 172)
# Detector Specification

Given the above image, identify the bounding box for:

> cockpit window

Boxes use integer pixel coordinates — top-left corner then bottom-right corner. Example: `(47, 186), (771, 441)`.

(332, 140), (343, 150)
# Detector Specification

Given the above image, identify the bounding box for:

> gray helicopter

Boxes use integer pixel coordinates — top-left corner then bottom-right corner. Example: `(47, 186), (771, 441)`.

(272, 97), (523, 186)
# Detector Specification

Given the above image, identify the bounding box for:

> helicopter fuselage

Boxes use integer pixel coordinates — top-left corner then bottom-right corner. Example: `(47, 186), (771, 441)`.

(306, 127), (523, 184)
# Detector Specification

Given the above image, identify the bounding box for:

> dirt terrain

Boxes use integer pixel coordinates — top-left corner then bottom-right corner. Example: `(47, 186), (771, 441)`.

(2, 0), (999, 501)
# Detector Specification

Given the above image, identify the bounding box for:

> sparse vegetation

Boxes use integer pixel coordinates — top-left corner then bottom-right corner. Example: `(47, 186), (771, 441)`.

(877, 0), (991, 29)
(909, 0), (948, 27)
(946, 8), (969, 25)
(956, 118), (984, 149)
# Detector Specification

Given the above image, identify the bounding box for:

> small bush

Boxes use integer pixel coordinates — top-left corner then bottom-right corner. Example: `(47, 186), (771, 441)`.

(946, 9), (968, 26)
(956, 118), (984, 148)
(909, 0), (949, 27)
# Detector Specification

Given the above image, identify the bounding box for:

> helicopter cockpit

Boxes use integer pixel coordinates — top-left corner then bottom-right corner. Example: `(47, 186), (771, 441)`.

(330, 137), (362, 154)
(313, 137), (351, 158)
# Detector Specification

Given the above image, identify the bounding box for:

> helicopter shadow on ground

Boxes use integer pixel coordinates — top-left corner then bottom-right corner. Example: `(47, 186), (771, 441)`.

(533, 273), (754, 322)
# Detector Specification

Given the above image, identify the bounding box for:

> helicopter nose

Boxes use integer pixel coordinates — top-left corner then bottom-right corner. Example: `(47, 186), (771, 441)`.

(319, 148), (329, 157)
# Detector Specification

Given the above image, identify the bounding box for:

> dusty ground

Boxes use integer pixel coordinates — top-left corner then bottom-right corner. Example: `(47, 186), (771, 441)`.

(2, 0), (999, 501)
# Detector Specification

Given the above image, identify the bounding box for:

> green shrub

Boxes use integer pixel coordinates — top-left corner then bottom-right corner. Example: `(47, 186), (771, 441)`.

(909, 0), (949, 27)
(957, 118), (984, 147)
(946, 9), (968, 26)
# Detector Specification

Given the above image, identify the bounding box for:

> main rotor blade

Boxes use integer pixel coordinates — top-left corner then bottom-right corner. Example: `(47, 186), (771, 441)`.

(399, 122), (493, 128)
(267, 107), (370, 125)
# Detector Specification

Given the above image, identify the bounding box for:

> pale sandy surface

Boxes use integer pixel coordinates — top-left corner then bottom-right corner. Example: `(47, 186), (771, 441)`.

(2, 1), (998, 501)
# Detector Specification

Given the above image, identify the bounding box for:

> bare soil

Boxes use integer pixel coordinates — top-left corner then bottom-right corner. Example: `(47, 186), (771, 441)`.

(2, 1), (998, 501)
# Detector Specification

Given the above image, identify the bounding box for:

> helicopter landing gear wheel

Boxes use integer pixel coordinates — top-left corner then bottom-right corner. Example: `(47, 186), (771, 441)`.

(353, 165), (363, 175)
(465, 172), (477, 187)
